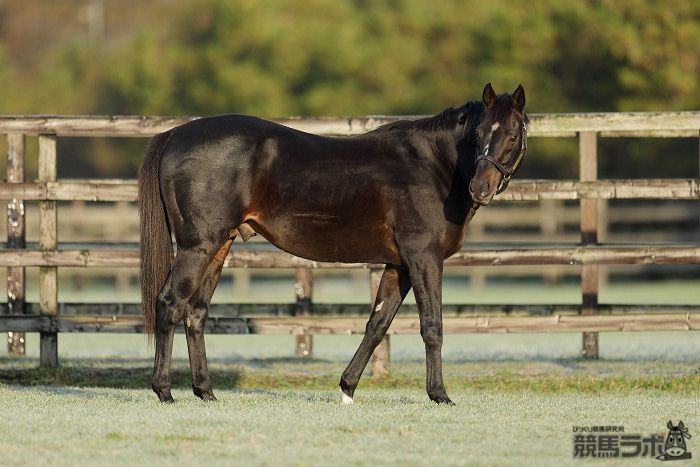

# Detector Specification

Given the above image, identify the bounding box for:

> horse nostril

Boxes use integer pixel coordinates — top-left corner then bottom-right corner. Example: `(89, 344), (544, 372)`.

(480, 188), (490, 199)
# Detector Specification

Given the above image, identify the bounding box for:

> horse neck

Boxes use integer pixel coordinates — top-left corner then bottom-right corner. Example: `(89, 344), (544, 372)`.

(454, 119), (480, 187)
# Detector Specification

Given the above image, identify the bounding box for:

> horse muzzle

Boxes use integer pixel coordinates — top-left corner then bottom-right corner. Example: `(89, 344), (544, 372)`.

(468, 181), (496, 206)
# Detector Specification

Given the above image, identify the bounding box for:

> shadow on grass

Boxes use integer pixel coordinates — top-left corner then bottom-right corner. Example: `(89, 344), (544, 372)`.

(3, 356), (700, 393)
(231, 356), (334, 368)
(0, 360), (242, 389)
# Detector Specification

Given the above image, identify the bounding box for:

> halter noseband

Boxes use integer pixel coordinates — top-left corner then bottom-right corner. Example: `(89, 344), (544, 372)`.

(475, 124), (527, 194)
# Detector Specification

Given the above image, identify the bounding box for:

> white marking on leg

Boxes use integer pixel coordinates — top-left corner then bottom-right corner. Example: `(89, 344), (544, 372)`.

(340, 388), (354, 405)
(374, 300), (384, 312)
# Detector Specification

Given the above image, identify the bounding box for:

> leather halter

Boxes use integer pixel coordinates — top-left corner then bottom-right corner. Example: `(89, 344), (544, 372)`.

(475, 123), (527, 194)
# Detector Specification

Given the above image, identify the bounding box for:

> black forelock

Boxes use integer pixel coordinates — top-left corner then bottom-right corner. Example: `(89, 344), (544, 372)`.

(488, 93), (518, 125)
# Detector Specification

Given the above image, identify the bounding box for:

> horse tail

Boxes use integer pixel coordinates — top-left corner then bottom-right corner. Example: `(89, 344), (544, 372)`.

(138, 130), (173, 339)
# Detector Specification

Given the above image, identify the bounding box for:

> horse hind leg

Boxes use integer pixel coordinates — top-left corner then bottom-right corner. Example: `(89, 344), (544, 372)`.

(184, 237), (234, 401)
(151, 268), (180, 403)
(151, 241), (230, 403)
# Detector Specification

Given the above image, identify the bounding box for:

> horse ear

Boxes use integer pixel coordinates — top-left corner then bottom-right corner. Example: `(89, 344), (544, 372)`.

(482, 83), (497, 108)
(678, 421), (685, 430)
(668, 421), (674, 429)
(512, 84), (525, 112)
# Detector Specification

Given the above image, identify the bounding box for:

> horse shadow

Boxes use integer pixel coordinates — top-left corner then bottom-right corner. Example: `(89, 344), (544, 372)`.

(0, 357), (244, 390)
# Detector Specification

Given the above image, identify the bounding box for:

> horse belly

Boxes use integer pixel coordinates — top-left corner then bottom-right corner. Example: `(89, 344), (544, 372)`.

(246, 212), (399, 264)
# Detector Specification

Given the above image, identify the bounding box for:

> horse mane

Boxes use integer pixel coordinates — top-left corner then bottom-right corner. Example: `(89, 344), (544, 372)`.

(370, 95), (528, 137)
(370, 106), (461, 134)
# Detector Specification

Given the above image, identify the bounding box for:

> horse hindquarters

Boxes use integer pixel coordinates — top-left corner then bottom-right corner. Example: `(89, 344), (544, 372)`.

(143, 130), (244, 402)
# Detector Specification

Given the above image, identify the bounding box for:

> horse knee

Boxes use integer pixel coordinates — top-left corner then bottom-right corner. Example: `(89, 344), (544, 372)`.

(364, 317), (390, 342)
(156, 297), (184, 329)
(185, 307), (208, 332)
(421, 324), (442, 348)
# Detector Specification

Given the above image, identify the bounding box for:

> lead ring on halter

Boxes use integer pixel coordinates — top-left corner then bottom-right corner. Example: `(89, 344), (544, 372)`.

(475, 124), (528, 194)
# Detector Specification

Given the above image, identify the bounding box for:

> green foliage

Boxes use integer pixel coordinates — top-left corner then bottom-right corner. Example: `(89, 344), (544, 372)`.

(29, 0), (700, 117)
(1, 0), (699, 176)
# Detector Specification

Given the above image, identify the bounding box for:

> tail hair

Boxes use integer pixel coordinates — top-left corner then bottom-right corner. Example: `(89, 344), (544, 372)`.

(138, 131), (173, 340)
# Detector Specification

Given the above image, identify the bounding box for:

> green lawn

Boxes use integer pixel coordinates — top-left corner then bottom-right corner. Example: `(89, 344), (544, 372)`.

(2, 355), (700, 466)
(1, 277), (698, 465)
(1, 386), (698, 466)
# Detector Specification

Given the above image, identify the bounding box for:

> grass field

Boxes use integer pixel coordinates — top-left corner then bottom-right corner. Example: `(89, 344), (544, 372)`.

(1, 384), (698, 466)
(1, 278), (699, 465)
(2, 332), (700, 465)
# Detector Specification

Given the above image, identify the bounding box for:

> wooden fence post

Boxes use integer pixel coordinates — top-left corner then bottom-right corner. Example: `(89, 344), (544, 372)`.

(39, 135), (58, 367)
(598, 199), (609, 289)
(6, 134), (26, 355)
(580, 131), (599, 359)
(468, 221), (486, 289)
(540, 199), (561, 285)
(370, 267), (390, 377)
(294, 268), (313, 357)
(114, 201), (131, 294)
(232, 269), (251, 296)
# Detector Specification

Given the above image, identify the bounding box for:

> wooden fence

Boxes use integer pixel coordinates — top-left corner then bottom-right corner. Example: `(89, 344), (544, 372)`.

(3, 198), (698, 290)
(0, 196), (700, 290)
(1, 112), (699, 368)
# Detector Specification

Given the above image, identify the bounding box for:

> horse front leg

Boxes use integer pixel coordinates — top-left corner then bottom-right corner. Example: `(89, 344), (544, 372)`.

(406, 253), (453, 405)
(339, 264), (412, 403)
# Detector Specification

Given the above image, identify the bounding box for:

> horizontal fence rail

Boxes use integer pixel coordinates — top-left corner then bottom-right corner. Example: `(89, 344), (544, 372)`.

(0, 179), (698, 202)
(1, 112), (699, 368)
(0, 244), (696, 268)
(0, 111), (699, 137)
(4, 302), (700, 317)
(3, 312), (700, 335)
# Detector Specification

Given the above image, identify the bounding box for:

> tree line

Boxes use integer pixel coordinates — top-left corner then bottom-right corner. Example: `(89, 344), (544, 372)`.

(1, 0), (698, 178)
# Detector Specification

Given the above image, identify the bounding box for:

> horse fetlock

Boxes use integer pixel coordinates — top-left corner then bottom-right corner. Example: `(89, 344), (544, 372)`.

(339, 377), (356, 399)
(152, 382), (174, 403)
(192, 385), (216, 402)
(428, 390), (454, 406)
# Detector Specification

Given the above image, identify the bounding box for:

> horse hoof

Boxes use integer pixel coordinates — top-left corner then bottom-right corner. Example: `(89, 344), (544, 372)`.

(340, 388), (354, 405)
(193, 387), (217, 401)
(154, 387), (175, 403)
(429, 393), (455, 405)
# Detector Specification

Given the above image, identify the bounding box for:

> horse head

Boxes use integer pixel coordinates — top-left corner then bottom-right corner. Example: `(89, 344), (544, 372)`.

(468, 83), (528, 205)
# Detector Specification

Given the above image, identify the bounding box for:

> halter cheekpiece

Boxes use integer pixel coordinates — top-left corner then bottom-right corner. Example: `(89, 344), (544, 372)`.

(475, 123), (527, 194)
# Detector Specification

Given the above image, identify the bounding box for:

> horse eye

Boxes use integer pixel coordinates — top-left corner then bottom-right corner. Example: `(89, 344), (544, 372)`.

(509, 135), (517, 142)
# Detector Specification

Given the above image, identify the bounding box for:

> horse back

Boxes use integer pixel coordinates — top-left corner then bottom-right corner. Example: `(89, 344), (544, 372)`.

(160, 114), (453, 263)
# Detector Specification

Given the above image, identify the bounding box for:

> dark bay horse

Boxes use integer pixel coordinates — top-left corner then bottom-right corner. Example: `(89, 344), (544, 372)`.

(139, 83), (528, 405)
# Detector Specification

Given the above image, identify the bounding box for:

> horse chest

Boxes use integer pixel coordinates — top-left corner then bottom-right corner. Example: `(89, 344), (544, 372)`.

(442, 205), (479, 258)
(443, 224), (469, 258)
